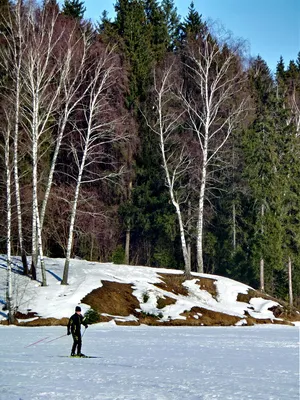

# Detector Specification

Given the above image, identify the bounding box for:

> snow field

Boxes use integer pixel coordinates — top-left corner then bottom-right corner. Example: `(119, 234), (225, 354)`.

(0, 324), (299, 400)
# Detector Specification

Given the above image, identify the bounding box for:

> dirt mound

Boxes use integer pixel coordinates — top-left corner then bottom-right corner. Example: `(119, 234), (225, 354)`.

(82, 281), (140, 317)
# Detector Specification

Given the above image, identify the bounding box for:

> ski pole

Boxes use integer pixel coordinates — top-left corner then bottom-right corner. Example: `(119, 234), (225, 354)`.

(82, 327), (87, 338)
(25, 336), (50, 348)
(46, 333), (68, 343)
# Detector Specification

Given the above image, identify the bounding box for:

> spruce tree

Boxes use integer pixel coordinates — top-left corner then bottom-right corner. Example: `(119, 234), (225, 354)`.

(144, 0), (168, 60)
(161, 0), (180, 51)
(180, 1), (207, 42)
(62, 0), (86, 20)
(240, 56), (300, 298)
(296, 52), (300, 71)
(114, 0), (153, 106)
(242, 58), (279, 292)
(276, 56), (285, 80)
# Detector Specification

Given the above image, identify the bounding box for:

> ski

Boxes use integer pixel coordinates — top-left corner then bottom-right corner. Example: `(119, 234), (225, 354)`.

(58, 355), (101, 358)
(71, 355), (100, 358)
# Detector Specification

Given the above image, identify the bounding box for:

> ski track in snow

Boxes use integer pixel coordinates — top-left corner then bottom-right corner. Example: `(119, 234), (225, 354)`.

(0, 325), (299, 400)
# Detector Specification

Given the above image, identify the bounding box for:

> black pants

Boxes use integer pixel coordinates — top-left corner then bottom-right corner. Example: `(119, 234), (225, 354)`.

(71, 333), (82, 355)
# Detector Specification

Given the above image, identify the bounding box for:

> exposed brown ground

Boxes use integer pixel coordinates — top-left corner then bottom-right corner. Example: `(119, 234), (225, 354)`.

(2, 273), (299, 327)
(155, 274), (189, 296)
(81, 281), (140, 317)
(237, 289), (300, 322)
(194, 277), (218, 298)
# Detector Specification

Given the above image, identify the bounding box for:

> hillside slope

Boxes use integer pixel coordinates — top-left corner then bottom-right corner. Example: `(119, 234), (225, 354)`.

(1, 257), (299, 326)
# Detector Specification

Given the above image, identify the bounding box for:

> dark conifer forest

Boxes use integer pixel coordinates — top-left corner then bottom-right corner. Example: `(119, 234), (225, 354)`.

(1, 1), (300, 306)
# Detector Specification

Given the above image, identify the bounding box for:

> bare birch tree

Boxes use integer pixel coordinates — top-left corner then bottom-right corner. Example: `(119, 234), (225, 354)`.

(61, 46), (128, 285)
(39, 28), (93, 230)
(19, 6), (65, 285)
(146, 63), (192, 277)
(181, 31), (246, 273)
(1, 110), (15, 323)
(18, 5), (81, 285)
(0, 1), (29, 275)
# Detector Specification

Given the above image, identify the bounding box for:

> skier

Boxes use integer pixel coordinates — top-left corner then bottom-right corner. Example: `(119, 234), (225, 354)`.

(67, 306), (88, 357)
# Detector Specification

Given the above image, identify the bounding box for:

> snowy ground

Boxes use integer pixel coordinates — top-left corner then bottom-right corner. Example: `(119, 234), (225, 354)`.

(0, 257), (286, 324)
(1, 324), (299, 400)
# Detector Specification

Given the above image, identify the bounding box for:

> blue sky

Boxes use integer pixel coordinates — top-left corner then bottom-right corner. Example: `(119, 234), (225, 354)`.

(60, 0), (299, 72)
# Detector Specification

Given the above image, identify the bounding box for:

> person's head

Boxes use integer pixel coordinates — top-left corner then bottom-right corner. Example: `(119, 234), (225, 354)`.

(75, 306), (81, 313)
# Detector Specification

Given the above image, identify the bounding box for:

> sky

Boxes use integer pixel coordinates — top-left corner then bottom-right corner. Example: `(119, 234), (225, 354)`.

(60, 0), (299, 73)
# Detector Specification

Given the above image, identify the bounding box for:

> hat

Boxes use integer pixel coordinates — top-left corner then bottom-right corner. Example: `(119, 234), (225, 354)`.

(75, 306), (81, 312)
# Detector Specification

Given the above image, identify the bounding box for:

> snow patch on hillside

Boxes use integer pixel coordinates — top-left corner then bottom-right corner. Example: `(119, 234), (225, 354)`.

(0, 256), (286, 324)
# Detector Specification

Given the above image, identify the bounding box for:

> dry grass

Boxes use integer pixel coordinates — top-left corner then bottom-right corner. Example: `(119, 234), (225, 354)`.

(157, 296), (176, 309)
(237, 289), (265, 303)
(194, 277), (218, 298)
(15, 311), (39, 319)
(180, 307), (241, 326)
(244, 311), (293, 326)
(2, 317), (70, 327)
(155, 274), (189, 296)
(18, 317), (69, 326)
(138, 314), (160, 326)
(237, 289), (300, 322)
(81, 280), (140, 317)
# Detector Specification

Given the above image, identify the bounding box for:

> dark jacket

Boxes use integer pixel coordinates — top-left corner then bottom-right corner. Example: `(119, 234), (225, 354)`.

(67, 313), (87, 336)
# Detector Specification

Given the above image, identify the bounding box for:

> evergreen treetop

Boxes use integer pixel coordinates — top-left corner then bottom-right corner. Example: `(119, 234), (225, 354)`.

(180, 1), (207, 42)
(62, 0), (86, 20)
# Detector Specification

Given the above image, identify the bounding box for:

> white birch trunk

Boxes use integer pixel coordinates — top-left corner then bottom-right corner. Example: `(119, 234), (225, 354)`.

(62, 149), (87, 285)
(148, 67), (191, 277)
(125, 180), (132, 265)
(158, 89), (191, 277)
(260, 258), (264, 293)
(39, 121), (65, 230)
(196, 172), (206, 273)
(14, 78), (28, 274)
(5, 122), (15, 324)
(260, 203), (265, 292)
(30, 86), (47, 285)
(35, 195), (47, 286)
(232, 202), (236, 252)
(187, 200), (192, 272)
(13, 3), (28, 275)
(0, 1), (28, 274)
(288, 256), (293, 308)
(196, 136), (208, 273)
(125, 227), (130, 265)
(31, 95), (38, 280)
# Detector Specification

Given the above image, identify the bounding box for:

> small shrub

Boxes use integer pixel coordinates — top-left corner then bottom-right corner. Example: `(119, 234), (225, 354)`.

(140, 311), (157, 318)
(142, 292), (150, 303)
(84, 309), (101, 324)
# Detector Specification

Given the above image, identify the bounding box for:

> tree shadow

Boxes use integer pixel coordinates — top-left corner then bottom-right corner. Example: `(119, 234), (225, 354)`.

(46, 269), (62, 282)
(0, 299), (7, 318)
(0, 256), (23, 275)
